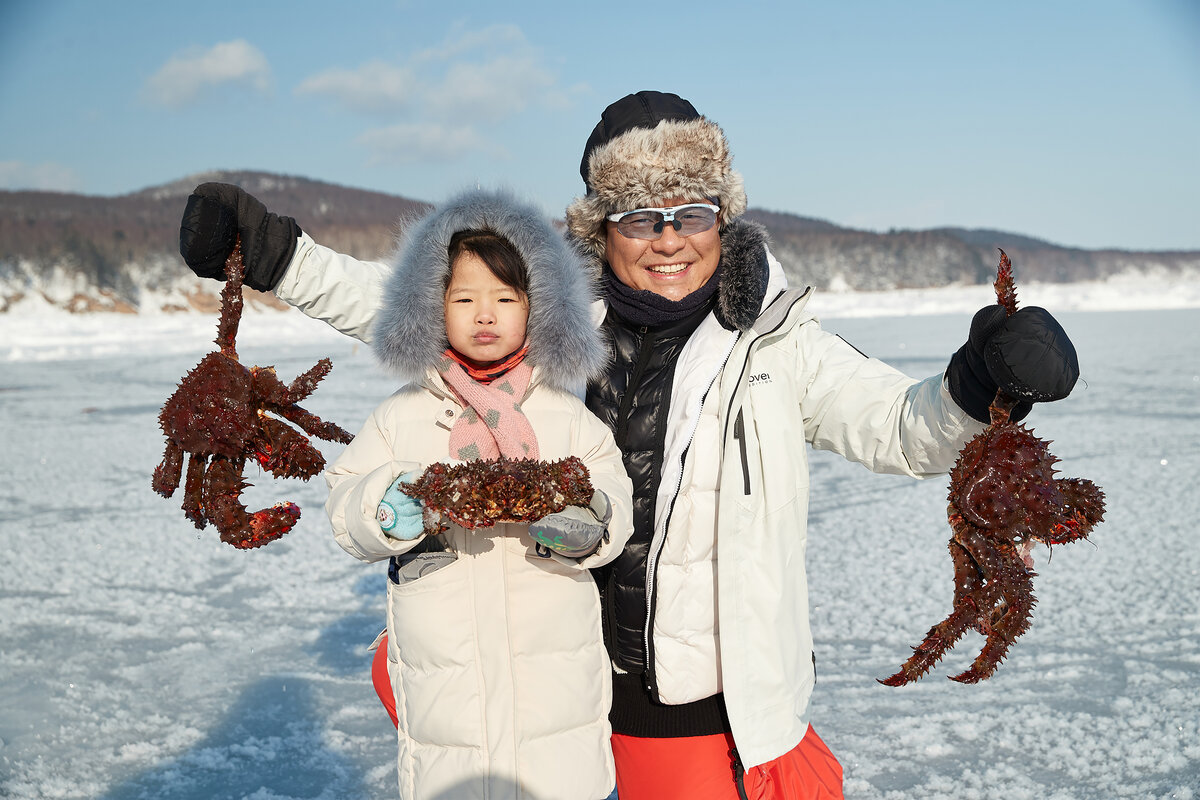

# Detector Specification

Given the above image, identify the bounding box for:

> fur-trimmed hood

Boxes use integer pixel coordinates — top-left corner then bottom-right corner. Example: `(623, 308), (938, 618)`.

(371, 189), (606, 391)
(572, 218), (772, 333)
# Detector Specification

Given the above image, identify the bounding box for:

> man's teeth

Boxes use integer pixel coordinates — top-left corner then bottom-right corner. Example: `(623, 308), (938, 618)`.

(648, 264), (687, 275)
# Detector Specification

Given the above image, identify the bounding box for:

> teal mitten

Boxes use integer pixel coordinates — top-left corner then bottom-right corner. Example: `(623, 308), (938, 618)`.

(377, 471), (424, 540)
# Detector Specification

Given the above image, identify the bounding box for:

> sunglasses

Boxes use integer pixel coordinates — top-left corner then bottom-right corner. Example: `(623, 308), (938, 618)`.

(606, 203), (720, 241)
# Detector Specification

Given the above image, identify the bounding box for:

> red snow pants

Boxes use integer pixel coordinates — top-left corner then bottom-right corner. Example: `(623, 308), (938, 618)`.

(374, 636), (842, 798)
(372, 635), (399, 727)
(610, 726), (843, 800)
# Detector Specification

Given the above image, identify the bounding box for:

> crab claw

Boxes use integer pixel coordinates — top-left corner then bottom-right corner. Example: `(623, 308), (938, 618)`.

(202, 457), (302, 549)
(223, 502), (301, 550)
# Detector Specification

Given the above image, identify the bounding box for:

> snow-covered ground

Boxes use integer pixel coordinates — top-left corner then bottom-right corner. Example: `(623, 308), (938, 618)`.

(1, 278), (1198, 799)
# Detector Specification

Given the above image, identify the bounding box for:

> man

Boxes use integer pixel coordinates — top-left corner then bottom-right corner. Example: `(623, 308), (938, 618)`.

(180, 91), (1078, 799)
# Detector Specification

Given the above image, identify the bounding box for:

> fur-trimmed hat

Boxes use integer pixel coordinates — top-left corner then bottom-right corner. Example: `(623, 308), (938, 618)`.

(565, 91), (747, 261)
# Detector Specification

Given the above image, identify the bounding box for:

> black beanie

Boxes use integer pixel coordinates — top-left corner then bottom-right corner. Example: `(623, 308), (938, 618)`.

(578, 91), (702, 189)
(566, 90), (748, 259)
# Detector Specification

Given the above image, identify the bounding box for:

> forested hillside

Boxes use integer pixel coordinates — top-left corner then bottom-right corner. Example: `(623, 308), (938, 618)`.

(2, 172), (1195, 313)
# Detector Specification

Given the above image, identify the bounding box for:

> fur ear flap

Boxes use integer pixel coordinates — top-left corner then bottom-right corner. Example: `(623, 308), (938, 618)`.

(714, 221), (770, 332)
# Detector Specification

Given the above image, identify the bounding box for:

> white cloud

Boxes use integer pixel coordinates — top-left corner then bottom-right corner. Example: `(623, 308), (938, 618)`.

(424, 54), (555, 122)
(295, 23), (565, 166)
(295, 61), (417, 114)
(410, 23), (528, 65)
(0, 161), (81, 192)
(357, 123), (503, 163)
(415, 25), (557, 121)
(144, 40), (271, 107)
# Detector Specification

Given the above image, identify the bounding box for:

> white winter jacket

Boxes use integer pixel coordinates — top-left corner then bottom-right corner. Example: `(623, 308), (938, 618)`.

(641, 255), (985, 766)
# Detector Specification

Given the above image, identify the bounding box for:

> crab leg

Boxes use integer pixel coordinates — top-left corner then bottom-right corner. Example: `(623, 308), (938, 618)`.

(994, 248), (1018, 316)
(879, 577), (1004, 686)
(946, 528), (1037, 683)
(285, 359), (333, 402)
(252, 362), (354, 445)
(950, 560), (1037, 682)
(152, 441), (184, 497)
(274, 405), (355, 445)
(949, 537), (988, 635)
(252, 416), (328, 479)
(251, 360), (330, 405)
(182, 455), (208, 528)
(1048, 478), (1107, 544)
(950, 586), (1035, 683)
(215, 238), (245, 359)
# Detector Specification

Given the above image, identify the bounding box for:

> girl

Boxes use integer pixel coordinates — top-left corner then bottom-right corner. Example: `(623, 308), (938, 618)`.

(323, 188), (632, 800)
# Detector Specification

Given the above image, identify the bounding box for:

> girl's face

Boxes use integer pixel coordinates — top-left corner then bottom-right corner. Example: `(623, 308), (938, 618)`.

(444, 251), (529, 366)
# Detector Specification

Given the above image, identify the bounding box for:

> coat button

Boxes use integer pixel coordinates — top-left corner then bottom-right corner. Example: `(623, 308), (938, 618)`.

(444, 409), (454, 417)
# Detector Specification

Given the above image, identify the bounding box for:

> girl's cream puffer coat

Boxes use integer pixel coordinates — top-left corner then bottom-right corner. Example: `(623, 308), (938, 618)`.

(324, 189), (633, 800)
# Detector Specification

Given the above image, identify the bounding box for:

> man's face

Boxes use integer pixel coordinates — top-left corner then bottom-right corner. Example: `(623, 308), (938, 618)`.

(604, 197), (721, 301)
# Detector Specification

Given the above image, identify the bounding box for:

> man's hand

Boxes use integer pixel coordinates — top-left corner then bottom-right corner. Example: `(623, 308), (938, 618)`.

(947, 305), (1080, 423)
(179, 182), (302, 291)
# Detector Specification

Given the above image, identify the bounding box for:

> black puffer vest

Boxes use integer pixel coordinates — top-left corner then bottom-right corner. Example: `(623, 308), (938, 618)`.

(586, 300), (714, 673)
(581, 220), (772, 734)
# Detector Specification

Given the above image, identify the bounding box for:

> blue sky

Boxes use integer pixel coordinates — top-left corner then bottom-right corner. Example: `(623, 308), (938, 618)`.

(1, 0), (1197, 250)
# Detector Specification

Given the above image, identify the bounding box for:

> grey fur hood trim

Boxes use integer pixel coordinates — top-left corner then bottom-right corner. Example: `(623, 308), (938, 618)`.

(574, 218), (771, 333)
(565, 117), (748, 261)
(371, 188), (606, 391)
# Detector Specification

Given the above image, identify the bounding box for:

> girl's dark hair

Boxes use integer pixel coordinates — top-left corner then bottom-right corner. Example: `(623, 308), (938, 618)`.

(446, 230), (529, 297)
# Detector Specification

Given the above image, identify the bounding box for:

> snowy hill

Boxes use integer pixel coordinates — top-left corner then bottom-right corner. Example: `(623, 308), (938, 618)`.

(0, 171), (429, 314)
(2, 170), (1198, 315)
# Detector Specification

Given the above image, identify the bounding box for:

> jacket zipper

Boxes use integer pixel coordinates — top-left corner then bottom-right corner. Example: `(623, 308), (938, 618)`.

(603, 569), (619, 657)
(642, 329), (740, 692)
(614, 326), (654, 448)
(731, 747), (751, 800)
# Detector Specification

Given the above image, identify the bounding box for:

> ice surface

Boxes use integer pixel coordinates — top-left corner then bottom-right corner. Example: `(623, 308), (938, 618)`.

(1, 283), (1198, 799)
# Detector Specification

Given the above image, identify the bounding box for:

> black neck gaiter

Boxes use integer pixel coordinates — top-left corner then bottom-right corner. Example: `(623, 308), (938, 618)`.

(602, 262), (721, 328)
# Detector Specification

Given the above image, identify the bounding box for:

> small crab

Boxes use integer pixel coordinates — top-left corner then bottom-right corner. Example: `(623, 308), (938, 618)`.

(152, 239), (354, 549)
(399, 456), (593, 534)
(880, 250), (1106, 685)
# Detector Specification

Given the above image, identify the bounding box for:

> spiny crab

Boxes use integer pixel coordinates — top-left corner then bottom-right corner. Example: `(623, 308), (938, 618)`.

(398, 456), (593, 535)
(880, 250), (1106, 685)
(152, 239), (354, 549)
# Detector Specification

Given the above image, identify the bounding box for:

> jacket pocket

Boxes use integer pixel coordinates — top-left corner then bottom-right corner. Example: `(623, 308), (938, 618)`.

(386, 555), (481, 748)
(733, 408), (751, 496)
(389, 551), (458, 585)
(388, 534), (456, 585)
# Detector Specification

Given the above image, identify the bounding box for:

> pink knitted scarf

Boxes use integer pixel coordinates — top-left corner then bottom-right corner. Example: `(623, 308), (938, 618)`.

(439, 352), (539, 462)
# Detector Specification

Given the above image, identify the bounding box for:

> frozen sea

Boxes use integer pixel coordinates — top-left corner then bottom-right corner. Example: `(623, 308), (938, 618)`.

(1, 277), (1198, 799)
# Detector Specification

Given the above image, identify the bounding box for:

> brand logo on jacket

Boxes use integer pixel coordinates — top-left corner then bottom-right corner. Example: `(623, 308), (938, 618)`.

(748, 372), (773, 386)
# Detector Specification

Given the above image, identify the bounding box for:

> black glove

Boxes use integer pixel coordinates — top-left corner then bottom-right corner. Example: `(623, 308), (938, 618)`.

(946, 305), (1079, 423)
(178, 183), (302, 291)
